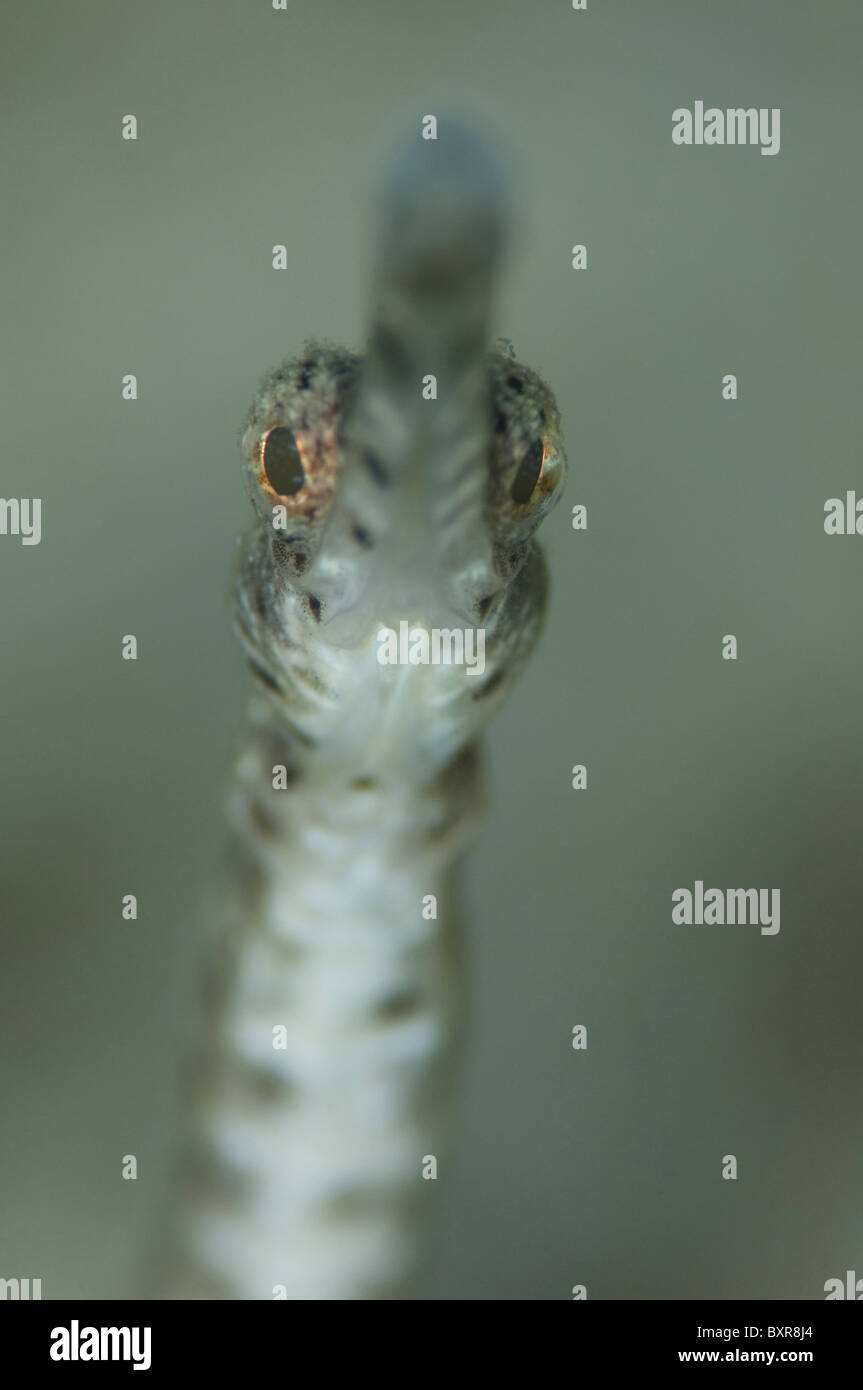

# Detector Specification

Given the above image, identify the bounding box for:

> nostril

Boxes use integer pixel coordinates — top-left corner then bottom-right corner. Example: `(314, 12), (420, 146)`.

(475, 593), (496, 620)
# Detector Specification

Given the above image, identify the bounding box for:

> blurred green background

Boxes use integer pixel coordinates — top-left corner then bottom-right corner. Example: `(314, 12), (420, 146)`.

(2, 0), (861, 1299)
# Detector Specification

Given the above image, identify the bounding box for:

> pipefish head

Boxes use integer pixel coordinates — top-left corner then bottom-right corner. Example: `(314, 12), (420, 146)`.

(236, 119), (566, 756)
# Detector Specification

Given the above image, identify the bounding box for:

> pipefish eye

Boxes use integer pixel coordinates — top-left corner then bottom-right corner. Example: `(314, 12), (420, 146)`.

(510, 437), (544, 505)
(261, 426), (306, 496)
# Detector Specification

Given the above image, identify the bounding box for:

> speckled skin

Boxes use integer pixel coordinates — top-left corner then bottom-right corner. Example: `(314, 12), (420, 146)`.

(162, 123), (566, 1300)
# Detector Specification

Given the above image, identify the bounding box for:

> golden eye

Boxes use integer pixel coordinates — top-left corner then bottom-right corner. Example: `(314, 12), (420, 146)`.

(510, 438), (544, 505)
(261, 427), (306, 495)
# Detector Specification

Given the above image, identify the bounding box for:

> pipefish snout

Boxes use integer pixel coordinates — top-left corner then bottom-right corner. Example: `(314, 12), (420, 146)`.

(160, 116), (566, 1300)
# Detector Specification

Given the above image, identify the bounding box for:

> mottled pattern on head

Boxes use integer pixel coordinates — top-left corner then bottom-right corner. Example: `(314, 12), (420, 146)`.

(485, 348), (565, 564)
(233, 121), (565, 782)
(240, 344), (361, 573)
(233, 337), (565, 786)
(240, 341), (563, 597)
